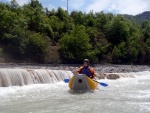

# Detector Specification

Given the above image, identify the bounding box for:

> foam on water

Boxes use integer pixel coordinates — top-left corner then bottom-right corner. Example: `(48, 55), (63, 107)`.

(0, 69), (73, 87)
(0, 71), (150, 113)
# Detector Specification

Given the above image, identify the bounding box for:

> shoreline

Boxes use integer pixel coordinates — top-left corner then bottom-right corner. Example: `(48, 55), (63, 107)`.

(0, 63), (149, 80)
(0, 63), (149, 73)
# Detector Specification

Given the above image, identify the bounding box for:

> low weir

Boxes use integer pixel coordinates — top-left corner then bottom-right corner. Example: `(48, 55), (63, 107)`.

(0, 69), (73, 87)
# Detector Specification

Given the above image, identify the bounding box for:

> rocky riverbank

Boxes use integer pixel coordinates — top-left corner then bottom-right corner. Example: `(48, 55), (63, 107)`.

(0, 63), (149, 72)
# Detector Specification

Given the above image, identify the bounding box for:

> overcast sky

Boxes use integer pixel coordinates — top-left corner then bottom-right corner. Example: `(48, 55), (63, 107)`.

(1, 0), (150, 15)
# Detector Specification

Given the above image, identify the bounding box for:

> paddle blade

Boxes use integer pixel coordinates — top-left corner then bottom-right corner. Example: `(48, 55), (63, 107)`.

(99, 82), (108, 87)
(64, 79), (70, 83)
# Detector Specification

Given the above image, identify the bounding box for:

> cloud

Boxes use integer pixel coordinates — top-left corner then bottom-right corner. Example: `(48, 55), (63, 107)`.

(85, 0), (112, 13)
(112, 0), (150, 15)
(86, 0), (150, 15)
(42, 0), (66, 11)
(47, 4), (56, 11)
(2, 0), (150, 15)
(69, 0), (86, 10)
(8, 0), (30, 6)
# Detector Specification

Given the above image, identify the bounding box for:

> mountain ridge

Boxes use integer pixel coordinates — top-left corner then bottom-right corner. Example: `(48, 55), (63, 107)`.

(123, 11), (150, 24)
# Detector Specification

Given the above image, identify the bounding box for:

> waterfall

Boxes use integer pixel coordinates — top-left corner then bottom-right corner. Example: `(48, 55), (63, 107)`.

(0, 69), (73, 87)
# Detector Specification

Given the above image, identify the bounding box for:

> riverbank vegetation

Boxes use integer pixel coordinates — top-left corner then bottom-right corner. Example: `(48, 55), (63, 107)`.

(0, 0), (150, 64)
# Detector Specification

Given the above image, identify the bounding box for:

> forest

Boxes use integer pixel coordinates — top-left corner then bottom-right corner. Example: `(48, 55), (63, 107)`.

(0, 0), (150, 64)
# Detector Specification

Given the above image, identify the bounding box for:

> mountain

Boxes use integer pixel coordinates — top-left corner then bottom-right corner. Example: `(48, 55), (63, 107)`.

(123, 11), (150, 24)
(135, 11), (150, 20)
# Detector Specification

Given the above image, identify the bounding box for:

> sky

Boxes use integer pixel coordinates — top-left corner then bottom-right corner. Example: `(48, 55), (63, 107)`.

(0, 0), (150, 15)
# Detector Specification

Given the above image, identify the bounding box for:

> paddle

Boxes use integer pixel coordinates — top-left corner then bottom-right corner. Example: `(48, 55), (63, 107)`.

(64, 78), (70, 83)
(64, 79), (108, 87)
(92, 80), (108, 87)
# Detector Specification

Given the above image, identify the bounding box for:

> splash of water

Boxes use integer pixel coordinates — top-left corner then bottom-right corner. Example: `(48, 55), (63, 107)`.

(0, 69), (73, 87)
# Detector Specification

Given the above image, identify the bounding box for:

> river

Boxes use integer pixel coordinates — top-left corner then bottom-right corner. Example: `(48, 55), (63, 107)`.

(0, 69), (150, 113)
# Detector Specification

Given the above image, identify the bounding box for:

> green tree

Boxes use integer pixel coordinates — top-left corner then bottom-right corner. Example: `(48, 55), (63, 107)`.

(145, 38), (150, 64)
(0, 1), (149, 64)
(59, 25), (92, 63)
(106, 16), (130, 45)
(56, 7), (68, 20)
(48, 16), (64, 43)
(86, 27), (110, 63)
(95, 12), (113, 32)
(25, 32), (46, 62)
(10, 0), (19, 9)
(30, 0), (42, 9)
(70, 11), (86, 25)
(142, 20), (150, 40)
(49, 9), (56, 16)
(0, 3), (27, 58)
(85, 12), (95, 27)
(112, 42), (126, 63)
(146, 38), (150, 46)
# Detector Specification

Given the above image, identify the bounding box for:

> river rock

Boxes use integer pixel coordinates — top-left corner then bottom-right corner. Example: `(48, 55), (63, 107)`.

(105, 74), (120, 79)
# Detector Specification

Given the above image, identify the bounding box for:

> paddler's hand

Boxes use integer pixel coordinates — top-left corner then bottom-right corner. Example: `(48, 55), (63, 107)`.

(90, 76), (94, 79)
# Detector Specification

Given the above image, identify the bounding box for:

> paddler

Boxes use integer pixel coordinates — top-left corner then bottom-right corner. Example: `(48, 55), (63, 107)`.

(76, 59), (96, 79)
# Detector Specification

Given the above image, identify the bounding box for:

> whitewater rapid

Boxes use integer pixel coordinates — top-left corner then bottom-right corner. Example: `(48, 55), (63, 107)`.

(0, 69), (73, 87)
(0, 70), (150, 113)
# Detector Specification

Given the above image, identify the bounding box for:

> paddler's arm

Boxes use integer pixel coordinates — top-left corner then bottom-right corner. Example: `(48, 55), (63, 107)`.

(89, 67), (96, 79)
(76, 66), (83, 74)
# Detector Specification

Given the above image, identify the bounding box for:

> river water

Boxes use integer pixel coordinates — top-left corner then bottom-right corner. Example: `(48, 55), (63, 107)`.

(0, 69), (150, 113)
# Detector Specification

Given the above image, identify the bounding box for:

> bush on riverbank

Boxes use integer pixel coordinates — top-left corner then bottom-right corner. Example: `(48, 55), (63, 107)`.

(0, 0), (150, 64)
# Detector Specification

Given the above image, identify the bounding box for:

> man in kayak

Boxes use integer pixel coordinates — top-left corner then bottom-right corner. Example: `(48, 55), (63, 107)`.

(76, 59), (96, 79)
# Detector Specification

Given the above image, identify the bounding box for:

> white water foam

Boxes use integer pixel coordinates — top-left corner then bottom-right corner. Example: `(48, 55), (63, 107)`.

(0, 69), (73, 87)
(0, 71), (150, 113)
